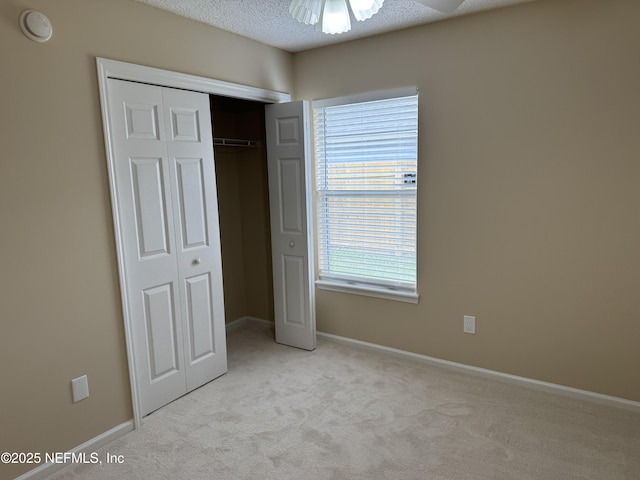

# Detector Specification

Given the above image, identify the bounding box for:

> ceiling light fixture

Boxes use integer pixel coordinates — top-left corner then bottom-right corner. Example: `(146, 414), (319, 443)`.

(289, 0), (384, 35)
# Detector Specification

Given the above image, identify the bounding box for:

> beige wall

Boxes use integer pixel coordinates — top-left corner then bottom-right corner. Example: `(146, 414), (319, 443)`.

(215, 148), (274, 324)
(212, 98), (274, 324)
(0, 0), (291, 477)
(294, 0), (640, 402)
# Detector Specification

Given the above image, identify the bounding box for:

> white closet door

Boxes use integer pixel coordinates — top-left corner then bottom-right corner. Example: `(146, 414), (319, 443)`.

(265, 101), (316, 351)
(108, 79), (226, 416)
(162, 87), (227, 392)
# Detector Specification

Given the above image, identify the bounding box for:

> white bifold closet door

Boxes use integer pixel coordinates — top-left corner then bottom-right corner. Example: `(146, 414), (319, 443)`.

(265, 101), (316, 351)
(107, 79), (227, 417)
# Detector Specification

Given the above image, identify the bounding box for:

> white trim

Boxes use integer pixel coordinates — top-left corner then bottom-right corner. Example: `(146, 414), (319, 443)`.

(97, 58), (291, 103)
(96, 57), (291, 429)
(316, 331), (640, 413)
(226, 316), (273, 331)
(222, 317), (640, 411)
(312, 86), (417, 108)
(316, 279), (419, 304)
(14, 421), (134, 480)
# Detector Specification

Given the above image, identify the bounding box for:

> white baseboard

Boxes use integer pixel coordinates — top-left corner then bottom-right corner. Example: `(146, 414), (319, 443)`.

(316, 330), (640, 413)
(226, 316), (273, 331)
(233, 317), (639, 412)
(15, 420), (134, 480)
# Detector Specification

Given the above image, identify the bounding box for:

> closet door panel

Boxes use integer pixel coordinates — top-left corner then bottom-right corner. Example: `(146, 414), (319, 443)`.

(184, 273), (215, 362)
(170, 107), (201, 142)
(265, 101), (316, 351)
(143, 282), (180, 380)
(162, 87), (227, 393)
(175, 157), (209, 250)
(130, 157), (172, 258)
(276, 158), (304, 234)
(281, 254), (306, 327)
(125, 102), (161, 140)
(108, 79), (187, 417)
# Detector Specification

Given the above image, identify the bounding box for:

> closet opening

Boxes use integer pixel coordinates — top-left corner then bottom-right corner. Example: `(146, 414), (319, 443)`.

(210, 95), (275, 328)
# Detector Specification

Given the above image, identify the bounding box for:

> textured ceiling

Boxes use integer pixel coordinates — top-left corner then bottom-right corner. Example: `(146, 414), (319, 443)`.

(133, 0), (537, 52)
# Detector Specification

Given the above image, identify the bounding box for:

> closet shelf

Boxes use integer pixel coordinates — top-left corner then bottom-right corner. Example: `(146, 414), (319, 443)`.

(214, 137), (262, 148)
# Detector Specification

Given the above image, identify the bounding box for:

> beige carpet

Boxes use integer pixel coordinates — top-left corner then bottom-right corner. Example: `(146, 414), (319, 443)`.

(48, 321), (639, 480)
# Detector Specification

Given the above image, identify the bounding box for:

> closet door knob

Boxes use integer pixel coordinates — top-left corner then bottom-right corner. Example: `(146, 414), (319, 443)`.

(289, 241), (295, 248)
(193, 258), (201, 265)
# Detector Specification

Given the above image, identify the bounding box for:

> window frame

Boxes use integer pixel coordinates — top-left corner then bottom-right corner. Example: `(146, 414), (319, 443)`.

(312, 87), (419, 304)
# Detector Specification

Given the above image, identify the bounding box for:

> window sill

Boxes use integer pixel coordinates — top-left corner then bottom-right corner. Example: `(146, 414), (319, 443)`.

(315, 279), (419, 304)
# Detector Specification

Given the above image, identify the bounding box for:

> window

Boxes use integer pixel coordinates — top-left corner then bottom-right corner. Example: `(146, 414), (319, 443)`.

(313, 88), (419, 303)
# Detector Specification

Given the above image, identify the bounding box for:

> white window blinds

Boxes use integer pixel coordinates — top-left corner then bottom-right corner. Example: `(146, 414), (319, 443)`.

(313, 91), (418, 293)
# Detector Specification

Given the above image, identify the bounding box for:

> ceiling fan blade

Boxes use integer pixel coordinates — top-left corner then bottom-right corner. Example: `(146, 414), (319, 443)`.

(413, 0), (466, 14)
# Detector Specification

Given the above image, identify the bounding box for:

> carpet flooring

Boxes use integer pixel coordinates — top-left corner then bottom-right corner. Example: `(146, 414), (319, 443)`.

(47, 321), (640, 480)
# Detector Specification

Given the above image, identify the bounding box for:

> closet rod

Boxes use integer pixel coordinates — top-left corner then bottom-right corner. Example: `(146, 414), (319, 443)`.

(213, 138), (262, 148)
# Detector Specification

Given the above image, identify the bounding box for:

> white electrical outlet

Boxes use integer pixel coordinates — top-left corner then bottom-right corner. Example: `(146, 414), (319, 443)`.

(71, 375), (89, 402)
(464, 315), (476, 334)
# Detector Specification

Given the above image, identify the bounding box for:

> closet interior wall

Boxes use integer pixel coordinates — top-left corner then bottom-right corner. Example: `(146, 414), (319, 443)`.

(210, 95), (274, 324)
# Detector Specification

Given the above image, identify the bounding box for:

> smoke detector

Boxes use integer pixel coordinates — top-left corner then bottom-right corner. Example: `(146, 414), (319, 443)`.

(20, 10), (53, 43)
